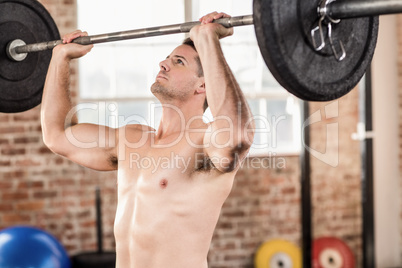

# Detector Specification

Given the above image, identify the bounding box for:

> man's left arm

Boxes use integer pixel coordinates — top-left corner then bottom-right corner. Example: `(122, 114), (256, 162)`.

(190, 12), (255, 173)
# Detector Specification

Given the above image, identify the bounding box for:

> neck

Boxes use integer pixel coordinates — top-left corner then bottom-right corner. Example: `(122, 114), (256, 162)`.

(156, 101), (205, 138)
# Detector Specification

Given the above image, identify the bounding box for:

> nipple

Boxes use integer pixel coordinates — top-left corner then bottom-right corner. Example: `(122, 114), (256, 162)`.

(159, 178), (168, 189)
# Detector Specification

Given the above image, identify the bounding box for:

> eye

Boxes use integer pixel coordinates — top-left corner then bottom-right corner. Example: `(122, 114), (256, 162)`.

(176, 58), (184, 65)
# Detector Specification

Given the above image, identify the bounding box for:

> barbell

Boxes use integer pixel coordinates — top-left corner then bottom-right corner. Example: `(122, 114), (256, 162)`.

(0, 0), (401, 113)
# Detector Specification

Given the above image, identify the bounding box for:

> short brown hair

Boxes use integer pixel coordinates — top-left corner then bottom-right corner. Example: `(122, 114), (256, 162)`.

(182, 37), (208, 112)
(182, 37), (204, 77)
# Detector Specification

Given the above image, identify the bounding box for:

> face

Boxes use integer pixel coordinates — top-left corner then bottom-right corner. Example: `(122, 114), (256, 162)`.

(151, 45), (204, 102)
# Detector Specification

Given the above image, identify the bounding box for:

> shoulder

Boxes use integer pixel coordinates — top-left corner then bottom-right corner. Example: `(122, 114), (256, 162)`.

(117, 124), (155, 144)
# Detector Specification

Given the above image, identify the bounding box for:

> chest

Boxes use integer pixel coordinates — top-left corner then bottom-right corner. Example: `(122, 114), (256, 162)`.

(119, 137), (209, 190)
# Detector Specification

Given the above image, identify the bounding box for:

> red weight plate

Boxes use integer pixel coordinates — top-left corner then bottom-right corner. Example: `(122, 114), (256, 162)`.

(313, 237), (355, 268)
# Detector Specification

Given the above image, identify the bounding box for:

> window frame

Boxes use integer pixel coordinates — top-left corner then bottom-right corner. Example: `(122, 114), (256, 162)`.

(76, 0), (302, 157)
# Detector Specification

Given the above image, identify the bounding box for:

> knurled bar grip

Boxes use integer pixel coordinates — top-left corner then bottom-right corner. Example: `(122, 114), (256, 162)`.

(14, 15), (254, 54)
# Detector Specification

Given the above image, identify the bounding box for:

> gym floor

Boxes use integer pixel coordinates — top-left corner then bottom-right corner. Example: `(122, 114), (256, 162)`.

(0, 1), (401, 268)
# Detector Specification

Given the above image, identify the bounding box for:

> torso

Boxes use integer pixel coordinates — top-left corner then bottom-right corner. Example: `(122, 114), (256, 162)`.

(113, 124), (235, 268)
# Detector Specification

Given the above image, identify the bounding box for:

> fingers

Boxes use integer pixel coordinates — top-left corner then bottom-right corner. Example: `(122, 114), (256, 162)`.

(54, 30), (93, 60)
(199, 12), (230, 25)
(62, 30), (89, 44)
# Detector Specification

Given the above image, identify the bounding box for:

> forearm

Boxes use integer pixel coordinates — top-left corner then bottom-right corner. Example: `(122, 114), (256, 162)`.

(41, 48), (77, 146)
(194, 32), (254, 146)
(196, 36), (236, 114)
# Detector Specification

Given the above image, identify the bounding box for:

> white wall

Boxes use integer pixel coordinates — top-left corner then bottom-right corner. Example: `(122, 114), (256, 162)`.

(372, 14), (401, 268)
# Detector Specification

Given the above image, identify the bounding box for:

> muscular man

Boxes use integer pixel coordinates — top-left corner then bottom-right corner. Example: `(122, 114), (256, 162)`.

(41, 12), (254, 268)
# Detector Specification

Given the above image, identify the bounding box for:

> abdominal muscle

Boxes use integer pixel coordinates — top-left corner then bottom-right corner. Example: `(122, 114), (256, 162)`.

(113, 169), (232, 268)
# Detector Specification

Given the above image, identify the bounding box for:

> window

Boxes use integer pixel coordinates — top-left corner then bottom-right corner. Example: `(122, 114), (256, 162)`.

(77, 0), (301, 156)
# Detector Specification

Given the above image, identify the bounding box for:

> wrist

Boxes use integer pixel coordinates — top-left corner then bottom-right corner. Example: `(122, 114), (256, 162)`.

(190, 24), (220, 44)
(52, 45), (72, 62)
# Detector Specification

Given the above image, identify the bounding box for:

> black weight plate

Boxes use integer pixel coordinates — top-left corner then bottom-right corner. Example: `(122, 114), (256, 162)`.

(71, 252), (116, 268)
(253, 0), (379, 102)
(0, 0), (59, 113)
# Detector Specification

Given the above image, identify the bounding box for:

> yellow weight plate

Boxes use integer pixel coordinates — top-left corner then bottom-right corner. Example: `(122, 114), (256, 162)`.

(254, 239), (301, 268)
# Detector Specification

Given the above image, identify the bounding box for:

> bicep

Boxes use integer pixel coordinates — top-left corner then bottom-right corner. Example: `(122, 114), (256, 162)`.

(49, 123), (118, 171)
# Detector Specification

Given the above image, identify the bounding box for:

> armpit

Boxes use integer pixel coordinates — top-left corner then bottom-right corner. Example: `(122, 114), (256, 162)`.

(109, 154), (118, 168)
(194, 154), (215, 173)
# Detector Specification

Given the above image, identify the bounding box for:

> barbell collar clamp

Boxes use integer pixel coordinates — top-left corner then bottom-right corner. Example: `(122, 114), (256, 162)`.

(7, 39), (28, 62)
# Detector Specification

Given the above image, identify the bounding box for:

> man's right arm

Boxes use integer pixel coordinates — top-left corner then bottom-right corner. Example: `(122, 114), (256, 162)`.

(41, 31), (118, 171)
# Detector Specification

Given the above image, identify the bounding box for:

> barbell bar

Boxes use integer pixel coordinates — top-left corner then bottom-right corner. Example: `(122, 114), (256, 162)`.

(7, 0), (402, 59)
(10, 15), (254, 57)
(324, 0), (402, 19)
(0, 0), (399, 113)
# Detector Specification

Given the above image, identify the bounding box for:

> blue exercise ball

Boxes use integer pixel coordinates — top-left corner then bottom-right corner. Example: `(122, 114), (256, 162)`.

(0, 226), (71, 268)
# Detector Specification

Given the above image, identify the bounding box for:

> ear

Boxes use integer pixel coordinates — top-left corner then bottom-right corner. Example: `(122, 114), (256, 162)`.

(195, 82), (206, 94)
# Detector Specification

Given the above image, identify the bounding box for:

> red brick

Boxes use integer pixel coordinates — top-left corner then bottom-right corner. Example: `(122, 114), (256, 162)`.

(55, 158), (64, 165)
(79, 199), (95, 207)
(16, 201), (45, 211)
(2, 213), (31, 224)
(50, 199), (77, 207)
(33, 191), (58, 198)
(79, 231), (92, 240)
(0, 204), (14, 212)
(15, 159), (41, 167)
(0, 115), (10, 122)
(27, 125), (42, 133)
(281, 186), (296, 194)
(217, 222), (234, 229)
(3, 170), (25, 179)
(213, 242), (236, 250)
(77, 210), (91, 219)
(0, 160), (11, 166)
(13, 113), (39, 122)
(37, 211), (65, 221)
(50, 178), (76, 187)
(66, 233), (77, 240)
(63, 222), (74, 230)
(38, 146), (53, 154)
(14, 136), (40, 144)
(0, 126), (25, 134)
(222, 210), (246, 218)
(224, 253), (248, 261)
(0, 181), (13, 190)
(31, 169), (58, 177)
(2, 192), (29, 201)
(18, 181), (44, 189)
(1, 148), (26, 155)
(80, 221), (96, 228)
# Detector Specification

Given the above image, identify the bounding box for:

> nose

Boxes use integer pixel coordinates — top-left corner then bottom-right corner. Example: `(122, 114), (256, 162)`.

(159, 59), (169, 71)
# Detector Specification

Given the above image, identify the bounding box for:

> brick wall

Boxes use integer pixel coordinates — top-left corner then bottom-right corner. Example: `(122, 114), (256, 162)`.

(309, 90), (362, 266)
(0, 1), (372, 267)
(0, 0), (117, 254)
(207, 91), (362, 268)
(208, 156), (301, 267)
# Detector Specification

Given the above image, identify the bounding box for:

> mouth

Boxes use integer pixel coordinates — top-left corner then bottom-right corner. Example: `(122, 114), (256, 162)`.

(156, 73), (167, 80)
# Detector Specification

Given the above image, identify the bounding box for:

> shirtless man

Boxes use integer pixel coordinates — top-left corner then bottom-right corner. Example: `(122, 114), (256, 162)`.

(41, 12), (254, 268)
